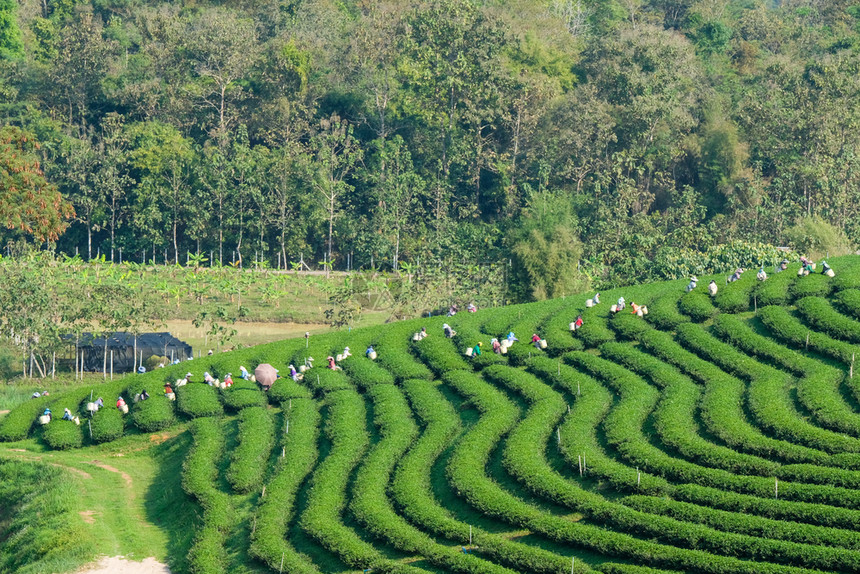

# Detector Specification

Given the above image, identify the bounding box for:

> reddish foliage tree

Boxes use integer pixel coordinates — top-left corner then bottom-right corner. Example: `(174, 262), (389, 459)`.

(0, 126), (74, 242)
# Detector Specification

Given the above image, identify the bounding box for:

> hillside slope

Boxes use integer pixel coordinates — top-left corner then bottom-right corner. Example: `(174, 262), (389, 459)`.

(4, 255), (860, 573)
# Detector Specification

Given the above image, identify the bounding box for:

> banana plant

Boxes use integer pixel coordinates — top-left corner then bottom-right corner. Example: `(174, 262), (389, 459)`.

(187, 252), (209, 274)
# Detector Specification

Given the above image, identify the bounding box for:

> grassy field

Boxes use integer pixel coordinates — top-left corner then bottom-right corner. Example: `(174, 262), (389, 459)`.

(162, 317), (389, 354)
(5, 255), (860, 573)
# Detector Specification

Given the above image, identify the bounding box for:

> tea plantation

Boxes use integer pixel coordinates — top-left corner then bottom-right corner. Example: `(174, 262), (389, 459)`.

(5, 256), (860, 573)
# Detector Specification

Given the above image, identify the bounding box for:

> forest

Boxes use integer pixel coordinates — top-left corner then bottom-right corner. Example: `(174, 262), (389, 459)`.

(1, 0), (860, 299)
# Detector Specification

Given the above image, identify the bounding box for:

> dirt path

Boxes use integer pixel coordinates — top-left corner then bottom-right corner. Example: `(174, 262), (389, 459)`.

(87, 460), (134, 489)
(74, 556), (170, 574)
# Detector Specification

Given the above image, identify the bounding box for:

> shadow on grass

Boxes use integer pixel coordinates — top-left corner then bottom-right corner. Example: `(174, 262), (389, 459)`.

(144, 430), (198, 574)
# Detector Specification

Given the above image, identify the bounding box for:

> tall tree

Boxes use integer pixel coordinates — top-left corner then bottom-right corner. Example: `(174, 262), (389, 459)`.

(0, 126), (74, 244)
(48, 12), (116, 130)
(127, 121), (196, 263)
(95, 114), (133, 262)
(363, 135), (425, 270)
(261, 142), (315, 268)
(0, 0), (23, 60)
(400, 0), (510, 224)
(186, 8), (259, 141)
(309, 114), (362, 267)
(59, 134), (100, 258)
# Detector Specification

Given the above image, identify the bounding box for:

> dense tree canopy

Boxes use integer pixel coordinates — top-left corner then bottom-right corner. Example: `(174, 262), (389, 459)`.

(1, 0), (859, 297)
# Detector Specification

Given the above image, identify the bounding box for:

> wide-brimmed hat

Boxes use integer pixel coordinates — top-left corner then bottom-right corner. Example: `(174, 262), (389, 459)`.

(690, 276), (698, 282)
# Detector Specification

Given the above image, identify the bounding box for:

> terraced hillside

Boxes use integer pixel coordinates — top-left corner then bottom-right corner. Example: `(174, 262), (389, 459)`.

(5, 256), (860, 573)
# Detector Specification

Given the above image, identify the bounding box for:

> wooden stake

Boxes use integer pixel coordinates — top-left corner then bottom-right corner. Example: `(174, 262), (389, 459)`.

(557, 427), (561, 446)
(572, 557), (575, 573)
(578, 455), (582, 476)
(775, 477), (778, 499)
(806, 332), (809, 350)
(282, 446), (285, 458)
(280, 552), (284, 573)
(469, 525), (472, 545)
(262, 486), (266, 498)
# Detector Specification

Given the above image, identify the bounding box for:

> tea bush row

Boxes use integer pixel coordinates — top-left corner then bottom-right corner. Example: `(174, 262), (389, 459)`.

(226, 406), (275, 494)
(249, 399), (321, 574)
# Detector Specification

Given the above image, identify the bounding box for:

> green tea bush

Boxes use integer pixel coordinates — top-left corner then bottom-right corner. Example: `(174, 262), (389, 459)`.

(182, 417), (230, 574)
(610, 312), (651, 341)
(266, 378), (311, 403)
(486, 363), (860, 573)
(528, 355), (667, 495)
(601, 342), (778, 476)
(305, 367), (352, 396)
(450, 320), (508, 369)
(535, 299), (586, 356)
(0, 395), (50, 442)
(713, 313), (860, 437)
(221, 387), (267, 411)
(350, 384), (513, 573)
(790, 272), (832, 299)
(90, 405), (124, 443)
(341, 356), (395, 388)
(299, 390), (424, 573)
(374, 322), (433, 382)
(795, 296), (860, 343)
(714, 274), (756, 313)
(679, 289), (717, 322)
(395, 379), (579, 573)
(176, 384), (224, 418)
(226, 407), (275, 494)
(42, 420), (83, 450)
(834, 269), (860, 292)
(644, 291), (690, 330)
(575, 307), (615, 348)
(834, 289), (860, 320)
(249, 399), (321, 574)
(634, 324), (829, 465)
(445, 368), (810, 574)
(673, 482), (860, 531)
(622, 495), (860, 552)
(677, 322), (860, 455)
(131, 395), (176, 432)
(758, 305), (859, 365)
(755, 265), (798, 306)
(413, 335), (470, 374)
